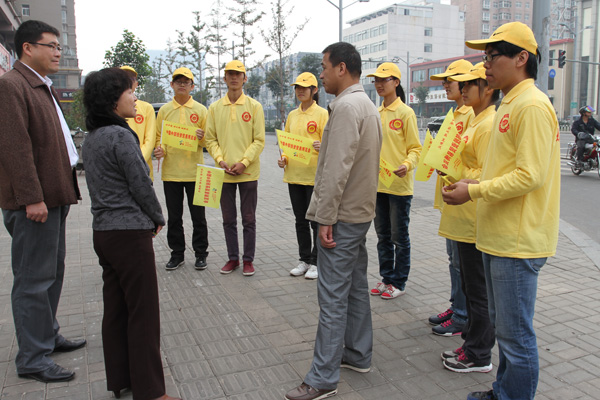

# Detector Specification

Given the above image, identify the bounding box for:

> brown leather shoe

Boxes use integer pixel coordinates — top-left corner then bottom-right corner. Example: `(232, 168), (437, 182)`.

(285, 382), (337, 400)
(220, 260), (239, 274)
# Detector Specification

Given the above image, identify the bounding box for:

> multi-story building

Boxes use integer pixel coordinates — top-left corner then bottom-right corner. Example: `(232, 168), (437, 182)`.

(574, 0), (599, 117)
(343, 0), (466, 103)
(12, 0), (81, 102)
(0, 1), (20, 76)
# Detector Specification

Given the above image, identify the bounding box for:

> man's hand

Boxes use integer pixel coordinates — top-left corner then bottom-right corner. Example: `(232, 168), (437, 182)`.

(394, 165), (408, 178)
(219, 160), (235, 175)
(196, 128), (204, 140)
(319, 225), (336, 248)
(442, 180), (478, 205)
(277, 157), (287, 168)
(154, 146), (164, 159)
(313, 141), (321, 152)
(26, 201), (48, 223)
(230, 162), (247, 175)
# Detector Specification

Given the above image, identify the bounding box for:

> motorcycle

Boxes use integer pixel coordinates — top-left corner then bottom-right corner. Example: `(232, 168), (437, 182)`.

(566, 134), (600, 177)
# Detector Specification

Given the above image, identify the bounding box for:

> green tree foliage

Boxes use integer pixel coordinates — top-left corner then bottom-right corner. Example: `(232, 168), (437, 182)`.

(227, 0), (265, 66)
(297, 54), (322, 78)
(104, 30), (152, 86)
(177, 11), (212, 105)
(139, 60), (167, 104)
(245, 73), (263, 99)
(64, 90), (86, 130)
(414, 85), (429, 117)
(261, 0), (308, 123)
(207, 0), (228, 98)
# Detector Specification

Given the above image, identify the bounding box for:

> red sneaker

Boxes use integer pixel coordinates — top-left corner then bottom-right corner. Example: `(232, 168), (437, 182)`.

(220, 260), (239, 274)
(242, 261), (255, 276)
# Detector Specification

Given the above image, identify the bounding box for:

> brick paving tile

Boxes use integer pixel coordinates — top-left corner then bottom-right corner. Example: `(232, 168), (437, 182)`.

(1, 135), (599, 399)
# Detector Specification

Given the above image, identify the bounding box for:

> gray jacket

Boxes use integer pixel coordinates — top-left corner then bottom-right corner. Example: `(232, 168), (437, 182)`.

(306, 84), (383, 225)
(83, 125), (164, 231)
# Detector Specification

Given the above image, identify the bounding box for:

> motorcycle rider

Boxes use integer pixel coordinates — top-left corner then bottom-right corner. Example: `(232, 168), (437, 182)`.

(571, 105), (600, 166)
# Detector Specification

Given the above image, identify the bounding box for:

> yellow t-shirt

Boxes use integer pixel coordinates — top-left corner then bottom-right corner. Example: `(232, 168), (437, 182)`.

(434, 105), (475, 210)
(126, 100), (156, 179)
(282, 102), (328, 185)
(205, 92), (265, 183)
(468, 79), (561, 258)
(438, 105), (494, 243)
(377, 98), (422, 195)
(155, 97), (207, 182)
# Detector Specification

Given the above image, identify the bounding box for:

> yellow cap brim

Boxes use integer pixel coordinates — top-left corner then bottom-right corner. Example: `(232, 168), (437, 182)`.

(366, 72), (400, 79)
(449, 73), (483, 82)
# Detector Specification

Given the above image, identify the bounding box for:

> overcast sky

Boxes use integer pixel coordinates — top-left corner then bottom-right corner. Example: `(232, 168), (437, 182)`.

(75, 0), (449, 75)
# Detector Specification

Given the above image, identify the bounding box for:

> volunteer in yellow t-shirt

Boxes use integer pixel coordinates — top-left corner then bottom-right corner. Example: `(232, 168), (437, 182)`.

(205, 60), (265, 277)
(443, 22), (561, 400)
(436, 63), (497, 374)
(365, 63), (421, 300)
(427, 59), (474, 335)
(120, 66), (156, 180)
(277, 72), (328, 280)
(153, 67), (209, 272)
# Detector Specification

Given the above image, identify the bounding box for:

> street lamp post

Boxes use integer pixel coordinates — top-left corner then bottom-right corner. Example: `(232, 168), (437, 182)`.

(559, 22), (593, 117)
(325, 0), (370, 42)
(393, 52), (424, 104)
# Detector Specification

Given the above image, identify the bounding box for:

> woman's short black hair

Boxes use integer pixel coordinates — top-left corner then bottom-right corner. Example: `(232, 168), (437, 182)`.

(83, 68), (133, 131)
(487, 41), (540, 80)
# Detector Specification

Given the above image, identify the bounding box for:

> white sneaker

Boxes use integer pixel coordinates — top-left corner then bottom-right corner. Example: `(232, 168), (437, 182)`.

(381, 284), (405, 299)
(304, 264), (318, 280)
(290, 261), (309, 276)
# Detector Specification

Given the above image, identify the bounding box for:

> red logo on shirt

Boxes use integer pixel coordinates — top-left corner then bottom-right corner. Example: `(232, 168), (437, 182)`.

(389, 119), (403, 131)
(499, 114), (510, 133)
(242, 112), (251, 122)
(456, 121), (464, 135)
(463, 135), (469, 143)
(134, 114), (144, 124)
(190, 113), (199, 124)
(307, 121), (317, 134)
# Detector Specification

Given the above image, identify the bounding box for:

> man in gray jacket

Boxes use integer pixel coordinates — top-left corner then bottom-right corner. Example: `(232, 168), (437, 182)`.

(286, 42), (383, 400)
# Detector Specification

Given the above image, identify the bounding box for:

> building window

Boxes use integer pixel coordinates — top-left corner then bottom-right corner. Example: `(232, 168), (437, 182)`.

(428, 67), (444, 78)
(22, 4), (30, 16)
(483, 0), (490, 9)
(525, 2), (530, 8)
(515, 13), (521, 20)
(549, 49), (555, 66)
(493, 2), (498, 7)
(524, 13), (529, 20)
(516, 1), (521, 7)
(62, 10), (67, 23)
(483, 24), (490, 33)
(424, 27), (432, 36)
(548, 76), (554, 90)
(493, 13), (498, 20)
(500, 12), (511, 20)
(483, 11), (490, 21)
(499, 0), (511, 7)
(424, 44), (432, 52)
(61, 0), (66, 5)
(412, 70), (427, 82)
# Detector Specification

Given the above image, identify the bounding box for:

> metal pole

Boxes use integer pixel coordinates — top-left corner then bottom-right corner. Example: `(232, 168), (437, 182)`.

(406, 51), (410, 96)
(570, 13), (579, 117)
(533, 0), (550, 94)
(339, 0), (343, 42)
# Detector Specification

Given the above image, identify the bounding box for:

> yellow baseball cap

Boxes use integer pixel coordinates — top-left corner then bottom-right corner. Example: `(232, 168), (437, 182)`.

(224, 60), (246, 73)
(449, 62), (487, 82)
(430, 59), (473, 80)
(291, 72), (318, 88)
(366, 62), (401, 80)
(120, 65), (137, 76)
(466, 22), (538, 55)
(172, 67), (194, 82)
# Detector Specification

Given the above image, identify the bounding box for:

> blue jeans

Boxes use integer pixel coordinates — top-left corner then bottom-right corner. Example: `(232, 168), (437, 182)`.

(447, 239), (467, 324)
(374, 193), (411, 290)
(483, 253), (545, 400)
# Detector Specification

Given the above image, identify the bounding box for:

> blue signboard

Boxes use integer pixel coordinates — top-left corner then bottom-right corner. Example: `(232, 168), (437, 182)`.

(549, 69), (556, 78)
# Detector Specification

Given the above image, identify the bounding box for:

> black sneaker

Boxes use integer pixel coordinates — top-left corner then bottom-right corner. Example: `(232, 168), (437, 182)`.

(467, 390), (497, 400)
(165, 257), (184, 271)
(428, 308), (454, 325)
(432, 318), (464, 336)
(441, 346), (464, 361)
(194, 256), (207, 270)
(443, 352), (492, 373)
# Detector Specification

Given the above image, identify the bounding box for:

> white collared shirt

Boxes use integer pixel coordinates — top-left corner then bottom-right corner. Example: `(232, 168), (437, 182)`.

(22, 63), (79, 167)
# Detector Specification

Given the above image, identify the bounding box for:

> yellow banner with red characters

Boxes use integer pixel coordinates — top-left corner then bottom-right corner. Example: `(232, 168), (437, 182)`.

(423, 109), (465, 181)
(379, 158), (395, 188)
(161, 120), (199, 152)
(415, 129), (435, 181)
(193, 164), (225, 208)
(276, 129), (314, 165)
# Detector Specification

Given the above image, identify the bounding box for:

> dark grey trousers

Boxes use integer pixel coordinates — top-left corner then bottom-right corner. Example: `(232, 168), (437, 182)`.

(304, 220), (373, 390)
(3, 206), (70, 373)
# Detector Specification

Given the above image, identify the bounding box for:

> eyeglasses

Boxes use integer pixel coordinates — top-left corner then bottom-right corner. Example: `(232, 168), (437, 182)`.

(482, 53), (504, 63)
(372, 77), (394, 84)
(28, 42), (62, 52)
(173, 80), (192, 86)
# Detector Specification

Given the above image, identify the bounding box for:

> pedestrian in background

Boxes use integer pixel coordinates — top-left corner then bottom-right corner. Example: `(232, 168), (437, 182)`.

(367, 62), (422, 300)
(278, 72), (328, 280)
(83, 67), (179, 400)
(0, 20), (84, 383)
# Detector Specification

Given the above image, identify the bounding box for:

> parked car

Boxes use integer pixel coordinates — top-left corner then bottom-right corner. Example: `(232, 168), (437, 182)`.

(427, 115), (445, 135)
(151, 102), (166, 116)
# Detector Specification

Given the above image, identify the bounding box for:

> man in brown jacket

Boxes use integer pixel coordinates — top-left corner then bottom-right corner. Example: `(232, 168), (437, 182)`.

(0, 20), (83, 383)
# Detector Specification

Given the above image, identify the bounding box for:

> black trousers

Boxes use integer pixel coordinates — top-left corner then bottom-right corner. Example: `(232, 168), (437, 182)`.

(93, 229), (165, 400)
(288, 183), (318, 265)
(457, 241), (495, 363)
(163, 181), (209, 258)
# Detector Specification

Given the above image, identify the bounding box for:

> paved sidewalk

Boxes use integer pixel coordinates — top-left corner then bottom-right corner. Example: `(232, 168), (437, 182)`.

(1, 135), (599, 400)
